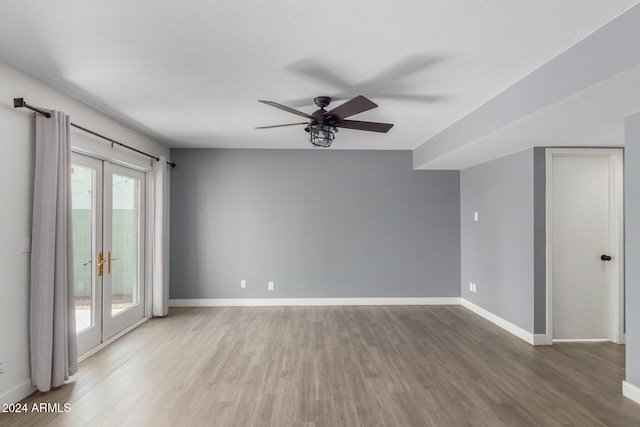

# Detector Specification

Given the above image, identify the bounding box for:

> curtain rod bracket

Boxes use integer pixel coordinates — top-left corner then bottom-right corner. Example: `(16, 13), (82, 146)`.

(14, 97), (51, 118)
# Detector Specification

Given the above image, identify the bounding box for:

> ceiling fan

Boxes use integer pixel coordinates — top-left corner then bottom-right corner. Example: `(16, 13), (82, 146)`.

(256, 95), (393, 147)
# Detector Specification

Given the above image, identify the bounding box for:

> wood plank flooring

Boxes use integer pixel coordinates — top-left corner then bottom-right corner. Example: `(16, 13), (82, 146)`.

(2, 306), (640, 426)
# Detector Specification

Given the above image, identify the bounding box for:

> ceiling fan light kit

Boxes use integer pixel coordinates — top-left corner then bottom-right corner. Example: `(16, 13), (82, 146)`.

(257, 95), (393, 148)
(306, 123), (338, 147)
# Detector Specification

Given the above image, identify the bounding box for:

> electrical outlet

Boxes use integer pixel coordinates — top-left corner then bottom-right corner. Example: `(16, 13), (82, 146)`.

(473, 212), (479, 222)
(240, 280), (246, 289)
(268, 281), (275, 291)
(0, 357), (6, 374)
(469, 282), (473, 291)
(472, 283), (477, 293)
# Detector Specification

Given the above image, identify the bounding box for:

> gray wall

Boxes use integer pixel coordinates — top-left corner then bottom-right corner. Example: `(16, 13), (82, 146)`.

(533, 148), (547, 333)
(170, 149), (460, 299)
(625, 113), (640, 387)
(460, 148), (545, 333)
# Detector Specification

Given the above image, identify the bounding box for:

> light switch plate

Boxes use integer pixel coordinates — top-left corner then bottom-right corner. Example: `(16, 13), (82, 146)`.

(23, 236), (31, 254)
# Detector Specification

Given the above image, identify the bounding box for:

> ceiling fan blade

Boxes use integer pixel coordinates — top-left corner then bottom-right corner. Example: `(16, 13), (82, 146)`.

(287, 59), (352, 90)
(360, 54), (443, 88)
(375, 93), (445, 103)
(336, 120), (393, 133)
(324, 95), (377, 120)
(258, 100), (312, 119)
(255, 122), (308, 129)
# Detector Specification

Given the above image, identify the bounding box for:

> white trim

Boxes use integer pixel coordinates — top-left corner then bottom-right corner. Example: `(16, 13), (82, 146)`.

(78, 317), (148, 362)
(545, 148), (624, 343)
(0, 381), (35, 406)
(169, 297), (461, 307)
(610, 151), (625, 344)
(623, 381), (640, 405)
(553, 338), (610, 343)
(545, 149), (555, 343)
(533, 334), (551, 346)
(461, 299), (546, 345)
(171, 298), (547, 346)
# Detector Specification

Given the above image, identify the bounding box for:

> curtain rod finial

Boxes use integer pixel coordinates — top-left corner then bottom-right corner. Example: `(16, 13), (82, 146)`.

(168, 162), (176, 168)
(13, 98), (25, 108)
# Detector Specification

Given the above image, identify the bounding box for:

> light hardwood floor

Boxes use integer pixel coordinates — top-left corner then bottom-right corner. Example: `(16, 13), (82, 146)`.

(2, 306), (640, 426)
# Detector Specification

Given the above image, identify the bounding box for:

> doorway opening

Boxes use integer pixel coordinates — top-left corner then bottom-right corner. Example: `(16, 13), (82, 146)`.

(545, 148), (624, 344)
(71, 152), (147, 356)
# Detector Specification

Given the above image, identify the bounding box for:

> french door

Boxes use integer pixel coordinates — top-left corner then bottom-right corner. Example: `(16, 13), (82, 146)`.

(71, 152), (146, 356)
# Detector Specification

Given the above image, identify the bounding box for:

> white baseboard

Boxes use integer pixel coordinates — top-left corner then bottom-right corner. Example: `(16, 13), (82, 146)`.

(623, 381), (640, 405)
(172, 297), (551, 346)
(461, 299), (548, 345)
(0, 380), (35, 406)
(533, 334), (552, 345)
(170, 297), (461, 307)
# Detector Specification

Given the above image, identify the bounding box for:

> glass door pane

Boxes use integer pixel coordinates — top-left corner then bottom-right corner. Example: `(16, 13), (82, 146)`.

(72, 165), (94, 331)
(110, 173), (140, 316)
(71, 153), (103, 356)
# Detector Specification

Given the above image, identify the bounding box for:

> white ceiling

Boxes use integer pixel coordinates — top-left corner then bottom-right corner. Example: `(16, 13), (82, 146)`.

(0, 1), (638, 153)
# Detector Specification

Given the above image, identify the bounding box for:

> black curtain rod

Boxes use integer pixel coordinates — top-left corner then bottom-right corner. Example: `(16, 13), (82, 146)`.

(13, 98), (176, 168)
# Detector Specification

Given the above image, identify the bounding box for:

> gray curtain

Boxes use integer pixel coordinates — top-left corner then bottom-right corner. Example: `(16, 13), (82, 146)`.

(30, 110), (78, 392)
(152, 156), (170, 316)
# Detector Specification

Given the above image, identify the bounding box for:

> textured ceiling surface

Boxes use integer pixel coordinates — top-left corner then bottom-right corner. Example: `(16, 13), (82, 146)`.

(0, 1), (638, 151)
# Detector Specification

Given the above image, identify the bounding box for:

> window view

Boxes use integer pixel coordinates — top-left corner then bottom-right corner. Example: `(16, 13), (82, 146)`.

(111, 174), (140, 316)
(71, 165), (95, 333)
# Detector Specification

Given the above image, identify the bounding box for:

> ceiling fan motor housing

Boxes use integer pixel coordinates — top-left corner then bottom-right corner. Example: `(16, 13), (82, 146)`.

(314, 96), (332, 108)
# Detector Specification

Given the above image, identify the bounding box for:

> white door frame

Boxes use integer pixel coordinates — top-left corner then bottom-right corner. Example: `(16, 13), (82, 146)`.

(71, 130), (155, 358)
(545, 148), (624, 344)
(102, 162), (147, 341)
(72, 152), (104, 356)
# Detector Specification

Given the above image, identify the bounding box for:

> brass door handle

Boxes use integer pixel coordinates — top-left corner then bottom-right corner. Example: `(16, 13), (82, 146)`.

(97, 252), (106, 277)
(108, 251), (120, 274)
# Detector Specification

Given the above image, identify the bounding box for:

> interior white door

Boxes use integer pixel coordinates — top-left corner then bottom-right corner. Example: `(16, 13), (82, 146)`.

(552, 154), (612, 340)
